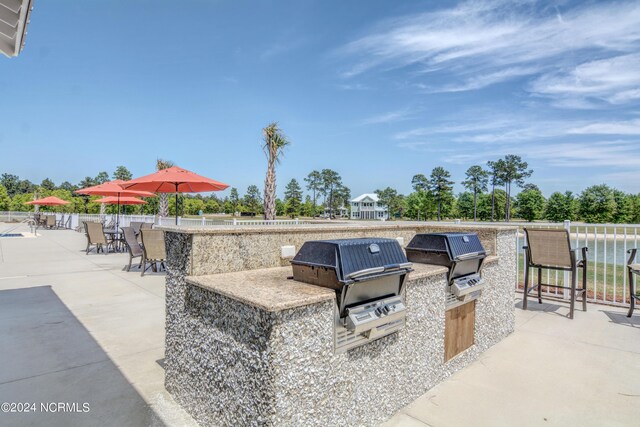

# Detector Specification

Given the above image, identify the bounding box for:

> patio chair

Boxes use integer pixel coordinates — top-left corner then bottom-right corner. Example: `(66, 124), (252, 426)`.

(626, 249), (640, 317)
(121, 227), (143, 271)
(130, 221), (143, 236)
(84, 221), (111, 254)
(140, 229), (166, 277)
(35, 213), (47, 228)
(45, 215), (56, 229)
(137, 222), (153, 243)
(523, 228), (588, 319)
(56, 214), (65, 229)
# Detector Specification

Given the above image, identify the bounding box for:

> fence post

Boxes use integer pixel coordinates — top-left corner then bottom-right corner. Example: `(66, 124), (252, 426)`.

(233, 218), (237, 226)
(202, 216), (206, 226)
(295, 218), (299, 225)
(563, 220), (571, 299)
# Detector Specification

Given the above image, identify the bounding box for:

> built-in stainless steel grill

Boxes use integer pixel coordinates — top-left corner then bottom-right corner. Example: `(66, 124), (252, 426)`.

(291, 238), (413, 353)
(406, 233), (487, 307)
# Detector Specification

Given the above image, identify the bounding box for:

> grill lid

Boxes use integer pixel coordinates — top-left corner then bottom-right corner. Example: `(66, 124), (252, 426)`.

(406, 232), (486, 260)
(291, 238), (412, 283)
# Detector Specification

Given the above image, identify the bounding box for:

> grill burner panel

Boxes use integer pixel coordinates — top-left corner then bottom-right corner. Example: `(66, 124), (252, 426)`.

(345, 295), (406, 336)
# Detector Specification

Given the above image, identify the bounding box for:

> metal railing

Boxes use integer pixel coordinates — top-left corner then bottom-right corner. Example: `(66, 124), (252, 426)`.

(461, 220), (637, 307)
(223, 218), (309, 226)
(0, 211), (31, 222)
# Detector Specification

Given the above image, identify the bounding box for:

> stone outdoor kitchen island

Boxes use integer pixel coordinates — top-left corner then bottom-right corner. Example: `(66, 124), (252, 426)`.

(160, 223), (517, 426)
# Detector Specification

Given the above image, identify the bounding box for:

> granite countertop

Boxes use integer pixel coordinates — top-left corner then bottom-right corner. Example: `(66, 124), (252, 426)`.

(158, 222), (517, 234)
(184, 258), (499, 312)
(186, 267), (336, 312)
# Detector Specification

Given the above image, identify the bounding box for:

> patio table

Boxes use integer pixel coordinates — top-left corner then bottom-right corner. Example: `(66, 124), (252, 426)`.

(104, 229), (124, 252)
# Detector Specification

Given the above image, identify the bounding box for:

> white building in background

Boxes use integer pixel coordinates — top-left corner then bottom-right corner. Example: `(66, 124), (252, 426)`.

(350, 193), (388, 220)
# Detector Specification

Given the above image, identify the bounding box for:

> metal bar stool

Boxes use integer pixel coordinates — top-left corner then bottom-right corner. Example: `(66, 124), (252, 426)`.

(626, 249), (640, 317)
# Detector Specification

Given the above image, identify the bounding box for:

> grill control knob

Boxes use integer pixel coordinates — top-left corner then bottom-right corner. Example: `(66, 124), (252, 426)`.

(382, 305), (390, 315)
(375, 307), (384, 317)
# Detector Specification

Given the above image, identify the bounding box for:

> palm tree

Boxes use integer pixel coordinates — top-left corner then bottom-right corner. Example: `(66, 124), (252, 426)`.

(156, 158), (174, 217)
(77, 177), (95, 213)
(262, 122), (290, 220)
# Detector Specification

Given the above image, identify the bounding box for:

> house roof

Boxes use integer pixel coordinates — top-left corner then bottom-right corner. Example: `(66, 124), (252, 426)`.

(351, 193), (379, 203)
(0, 0), (33, 58)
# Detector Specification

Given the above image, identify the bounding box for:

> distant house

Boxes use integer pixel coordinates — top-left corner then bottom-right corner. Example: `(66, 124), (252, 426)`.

(322, 204), (348, 218)
(350, 193), (388, 220)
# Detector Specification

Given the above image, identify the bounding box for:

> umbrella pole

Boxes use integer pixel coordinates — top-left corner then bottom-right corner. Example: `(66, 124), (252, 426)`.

(175, 184), (179, 225)
(117, 193), (121, 232)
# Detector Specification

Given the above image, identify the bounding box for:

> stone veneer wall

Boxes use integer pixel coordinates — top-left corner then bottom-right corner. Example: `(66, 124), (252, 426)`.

(187, 225), (501, 276)
(164, 228), (517, 426)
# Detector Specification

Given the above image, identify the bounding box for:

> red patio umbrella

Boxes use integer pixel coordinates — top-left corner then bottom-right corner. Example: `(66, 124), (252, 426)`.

(122, 166), (229, 224)
(75, 180), (155, 198)
(75, 180), (156, 231)
(25, 196), (70, 206)
(94, 196), (147, 205)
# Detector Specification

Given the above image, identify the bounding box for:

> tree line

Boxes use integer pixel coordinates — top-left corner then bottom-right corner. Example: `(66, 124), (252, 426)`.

(3, 152), (640, 223)
(374, 154), (640, 224)
(0, 166), (352, 219)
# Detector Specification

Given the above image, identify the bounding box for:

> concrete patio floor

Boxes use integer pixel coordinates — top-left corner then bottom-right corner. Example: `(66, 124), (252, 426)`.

(1, 223), (638, 427)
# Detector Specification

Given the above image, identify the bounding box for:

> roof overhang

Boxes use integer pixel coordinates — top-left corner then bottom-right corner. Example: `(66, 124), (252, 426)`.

(0, 0), (33, 58)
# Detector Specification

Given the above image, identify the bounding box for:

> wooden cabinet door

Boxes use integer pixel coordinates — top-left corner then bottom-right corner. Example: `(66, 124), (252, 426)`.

(445, 301), (475, 362)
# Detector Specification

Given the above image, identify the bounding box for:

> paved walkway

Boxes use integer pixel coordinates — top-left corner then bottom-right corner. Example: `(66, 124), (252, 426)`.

(383, 287), (640, 426)
(1, 223), (638, 426)
(0, 223), (197, 427)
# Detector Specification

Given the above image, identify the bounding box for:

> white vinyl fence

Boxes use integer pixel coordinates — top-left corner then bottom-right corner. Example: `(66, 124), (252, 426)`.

(0, 211), (311, 230)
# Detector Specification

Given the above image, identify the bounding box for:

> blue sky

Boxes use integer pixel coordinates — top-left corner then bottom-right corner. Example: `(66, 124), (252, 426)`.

(1, 0), (639, 199)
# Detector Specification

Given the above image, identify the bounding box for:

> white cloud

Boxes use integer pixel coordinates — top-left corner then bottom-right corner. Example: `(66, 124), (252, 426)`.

(336, 83), (370, 91)
(567, 118), (640, 135)
(433, 66), (541, 93)
(361, 109), (414, 125)
(395, 114), (640, 144)
(529, 54), (640, 106)
(426, 139), (640, 168)
(338, 0), (640, 104)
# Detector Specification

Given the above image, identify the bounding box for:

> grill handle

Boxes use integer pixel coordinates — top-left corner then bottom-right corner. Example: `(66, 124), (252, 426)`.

(347, 262), (413, 280)
(384, 262), (413, 271)
(347, 266), (385, 279)
(455, 251), (485, 260)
